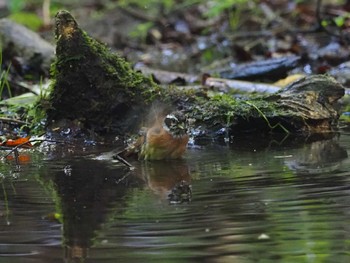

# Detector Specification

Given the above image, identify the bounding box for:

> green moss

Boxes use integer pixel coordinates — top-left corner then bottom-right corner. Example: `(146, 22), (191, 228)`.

(185, 93), (237, 128)
(184, 91), (292, 134)
(45, 10), (163, 133)
(79, 29), (159, 97)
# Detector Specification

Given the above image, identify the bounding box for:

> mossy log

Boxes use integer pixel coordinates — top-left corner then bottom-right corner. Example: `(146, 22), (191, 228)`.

(46, 11), (345, 137)
(189, 74), (344, 137)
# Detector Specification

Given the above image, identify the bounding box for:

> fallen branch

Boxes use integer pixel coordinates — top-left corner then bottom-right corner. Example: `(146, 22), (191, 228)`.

(136, 65), (281, 93)
(204, 77), (281, 93)
(0, 117), (28, 125)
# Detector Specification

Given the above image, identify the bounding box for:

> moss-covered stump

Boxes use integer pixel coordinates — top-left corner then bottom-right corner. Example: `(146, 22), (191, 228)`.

(47, 10), (160, 134)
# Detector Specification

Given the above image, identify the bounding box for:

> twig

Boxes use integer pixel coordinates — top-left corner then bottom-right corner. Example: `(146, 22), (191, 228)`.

(42, 0), (51, 27)
(7, 79), (40, 95)
(0, 117), (28, 125)
(245, 101), (290, 134)
(113, 153), (134, 168)
(13, 148), (19, 166)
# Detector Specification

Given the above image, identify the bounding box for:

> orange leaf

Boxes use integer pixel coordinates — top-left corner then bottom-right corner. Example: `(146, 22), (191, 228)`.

(18, 154), (31, 163)
(3, 137), (32, 147)
(6, 154), (31, 163)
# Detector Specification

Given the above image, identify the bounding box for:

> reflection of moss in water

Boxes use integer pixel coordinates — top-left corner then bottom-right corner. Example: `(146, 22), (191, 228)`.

(34, 172), (63, 223)
(114, 188), (199, 262)
(256, 190), (345, 262)
(1, 181), (11, 224)
(122, 188), (166, 220)
(37, 158), (144, 257)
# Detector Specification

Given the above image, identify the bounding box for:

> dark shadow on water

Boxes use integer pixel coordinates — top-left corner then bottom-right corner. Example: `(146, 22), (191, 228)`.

(39, 159), (141, 261)
(37, 155), (192, 262)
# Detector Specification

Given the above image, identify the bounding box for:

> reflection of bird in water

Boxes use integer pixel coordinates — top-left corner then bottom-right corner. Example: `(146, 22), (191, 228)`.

(141, 160), (192, 202)
(118, 111), (189, 161)
(168, 180), (192, 204)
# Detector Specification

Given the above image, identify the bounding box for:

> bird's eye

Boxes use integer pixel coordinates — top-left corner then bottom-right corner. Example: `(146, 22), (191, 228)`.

(165, 114), (178, 127)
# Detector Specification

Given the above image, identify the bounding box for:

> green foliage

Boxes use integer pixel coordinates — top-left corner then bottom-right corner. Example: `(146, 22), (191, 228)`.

(0, 51), (12, 100)
(6, 0), (44, 30)
(24, 79), (51, 134)
(119, 0), (175, 14)
(124, 0), (250, 40)
(119, 0), (176, 40)
(321, 11), (350, 28)
(334, 16), (344, 27)
(6, 0), (66, 30)
(228, 5), (241, 30)
(23, 100), (46, 134)
(129, 22), (154, 40)
(8, 12), (43, 31)
(7, 0), (26, 13)
(204, 0), (248, 18)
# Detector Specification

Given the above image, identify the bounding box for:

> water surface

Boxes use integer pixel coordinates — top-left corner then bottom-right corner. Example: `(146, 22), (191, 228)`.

(1, 131), (350, 263)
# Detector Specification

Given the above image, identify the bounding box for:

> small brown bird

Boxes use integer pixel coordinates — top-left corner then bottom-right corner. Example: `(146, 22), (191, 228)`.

(119, 111), (189, 161)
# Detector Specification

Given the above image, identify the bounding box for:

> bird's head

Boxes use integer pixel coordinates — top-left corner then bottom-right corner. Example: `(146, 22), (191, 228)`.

(163, 112), (188, 138)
